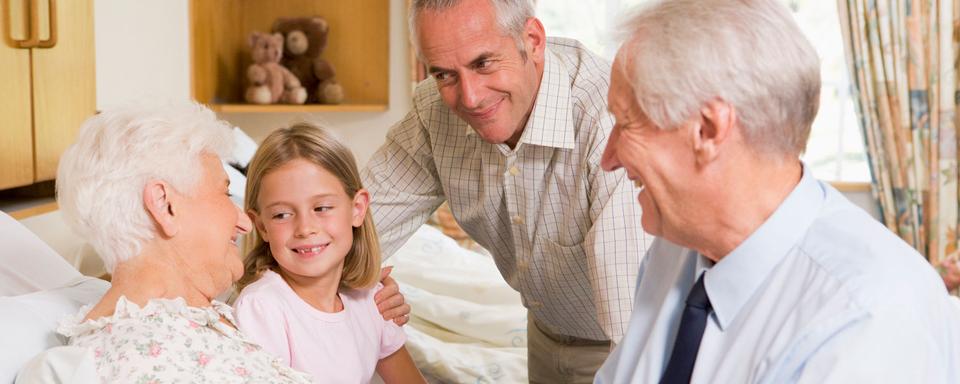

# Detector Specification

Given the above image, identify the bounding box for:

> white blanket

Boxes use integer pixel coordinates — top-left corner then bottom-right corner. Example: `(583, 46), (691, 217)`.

(389, 226), (528, 383)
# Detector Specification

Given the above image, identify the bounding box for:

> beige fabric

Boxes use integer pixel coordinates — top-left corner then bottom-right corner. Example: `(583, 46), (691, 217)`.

(527, 314), (610, 384)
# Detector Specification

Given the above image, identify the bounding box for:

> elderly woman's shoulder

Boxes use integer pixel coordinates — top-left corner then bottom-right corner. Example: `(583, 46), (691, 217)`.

(60, 296), (196, 339)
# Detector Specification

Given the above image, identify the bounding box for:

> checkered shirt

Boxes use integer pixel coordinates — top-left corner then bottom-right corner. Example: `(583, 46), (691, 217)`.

(362, 37), (651, 342)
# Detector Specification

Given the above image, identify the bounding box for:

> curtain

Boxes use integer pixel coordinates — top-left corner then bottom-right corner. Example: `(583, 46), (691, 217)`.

(837, 0), (960, 269)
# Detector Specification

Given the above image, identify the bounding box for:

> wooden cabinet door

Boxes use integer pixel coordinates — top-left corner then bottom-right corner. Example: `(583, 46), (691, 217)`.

(31, 0), (95, 181)
(0, 0), (35, 189)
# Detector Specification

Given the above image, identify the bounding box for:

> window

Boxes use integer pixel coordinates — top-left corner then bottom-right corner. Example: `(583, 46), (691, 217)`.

(536, 0), (869, 182)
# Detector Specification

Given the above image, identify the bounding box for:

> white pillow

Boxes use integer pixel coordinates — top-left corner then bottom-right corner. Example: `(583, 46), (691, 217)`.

(0, 211), (81, 296)
(231, 126), (258, 169)
(223, 161), (247, 206)
(18, 210), (106, 279)
(0, 278), (109, 384)
(14, 346), (98, 384)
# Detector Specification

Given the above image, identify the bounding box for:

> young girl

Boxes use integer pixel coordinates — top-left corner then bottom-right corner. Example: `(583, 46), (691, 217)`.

(234, 123), (425, 384)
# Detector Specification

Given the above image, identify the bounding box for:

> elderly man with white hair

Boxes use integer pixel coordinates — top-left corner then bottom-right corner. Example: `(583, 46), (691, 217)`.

(595, 0), (960, 383)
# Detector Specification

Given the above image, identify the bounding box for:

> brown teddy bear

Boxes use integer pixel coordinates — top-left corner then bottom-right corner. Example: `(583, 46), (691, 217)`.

(272, 17), (344, 104)
(244, 31), (307, 105)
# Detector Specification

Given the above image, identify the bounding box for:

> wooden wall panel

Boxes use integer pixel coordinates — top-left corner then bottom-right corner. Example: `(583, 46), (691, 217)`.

(31, 0), (96, 181)
(0, 0), (36, 189)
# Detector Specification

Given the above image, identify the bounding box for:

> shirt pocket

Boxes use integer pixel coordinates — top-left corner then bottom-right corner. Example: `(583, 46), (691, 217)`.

(533, 235), (592, 296)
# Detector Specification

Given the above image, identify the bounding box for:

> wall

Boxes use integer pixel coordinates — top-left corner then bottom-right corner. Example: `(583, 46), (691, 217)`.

(94, 0), (410, 168)
(845, 189), (882, 220)
(95, 0), (191, 110)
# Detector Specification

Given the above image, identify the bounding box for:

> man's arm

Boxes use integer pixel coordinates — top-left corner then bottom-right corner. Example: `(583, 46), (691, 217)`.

(582, 108), (651, 344)
(364, 104), (446, 324)
(362, 107), (446, 260)
(789, 309), (954, 383)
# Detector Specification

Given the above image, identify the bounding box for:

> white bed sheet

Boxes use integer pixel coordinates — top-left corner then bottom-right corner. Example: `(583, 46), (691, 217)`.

(389, 225), (528, 383)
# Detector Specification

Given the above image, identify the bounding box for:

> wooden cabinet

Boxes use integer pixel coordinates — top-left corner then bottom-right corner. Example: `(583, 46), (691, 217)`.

(190, 0), (389, 113)
(0, 0), (95, 190)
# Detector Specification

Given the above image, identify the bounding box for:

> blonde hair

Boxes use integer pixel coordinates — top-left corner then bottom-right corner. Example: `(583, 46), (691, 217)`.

(236, 122), (381, 292)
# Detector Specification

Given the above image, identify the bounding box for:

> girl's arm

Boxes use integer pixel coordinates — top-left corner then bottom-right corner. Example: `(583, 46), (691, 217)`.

(375, 346), (426, 384)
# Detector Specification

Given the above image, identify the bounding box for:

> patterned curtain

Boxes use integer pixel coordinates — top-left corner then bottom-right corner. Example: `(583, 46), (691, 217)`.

(837, 0), (960, 272)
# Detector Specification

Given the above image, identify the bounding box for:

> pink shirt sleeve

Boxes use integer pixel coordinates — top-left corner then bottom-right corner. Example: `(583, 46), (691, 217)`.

(374, 283), (407, 359)
(379, 320), (406, 359)
(234, 295), (292, 365)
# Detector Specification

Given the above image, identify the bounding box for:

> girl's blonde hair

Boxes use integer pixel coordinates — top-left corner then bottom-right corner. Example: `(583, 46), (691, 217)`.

(236, 122), (381, 292)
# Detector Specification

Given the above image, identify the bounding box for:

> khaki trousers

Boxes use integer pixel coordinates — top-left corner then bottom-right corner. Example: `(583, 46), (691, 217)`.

(527, 315), (611, 384)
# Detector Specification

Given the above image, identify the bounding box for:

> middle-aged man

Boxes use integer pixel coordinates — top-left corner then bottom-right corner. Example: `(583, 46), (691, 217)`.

(595, 0), (960, 383)
(362, 0), (650, 381)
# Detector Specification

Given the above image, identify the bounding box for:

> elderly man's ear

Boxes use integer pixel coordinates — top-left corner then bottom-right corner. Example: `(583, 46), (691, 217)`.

(523, 17), (546, 63)
(692, 99), (736, 165)
(143, 180), (180, 238)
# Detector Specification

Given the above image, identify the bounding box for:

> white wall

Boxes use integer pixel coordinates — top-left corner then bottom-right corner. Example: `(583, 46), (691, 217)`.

(844, 188), (882, 220)
(95, 0), (191, 110)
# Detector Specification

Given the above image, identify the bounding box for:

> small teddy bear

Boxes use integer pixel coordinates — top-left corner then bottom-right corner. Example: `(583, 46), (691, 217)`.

(272, 17), (344, 104)
(244, 31), (307, 105)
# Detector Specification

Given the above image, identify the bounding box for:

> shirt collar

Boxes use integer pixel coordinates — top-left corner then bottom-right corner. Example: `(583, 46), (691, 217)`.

(704, 164), (826, 330)
(467, 42), (577, 151)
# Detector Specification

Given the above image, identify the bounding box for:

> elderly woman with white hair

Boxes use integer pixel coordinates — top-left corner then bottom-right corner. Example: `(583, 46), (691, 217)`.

(54, 102), (314, 383)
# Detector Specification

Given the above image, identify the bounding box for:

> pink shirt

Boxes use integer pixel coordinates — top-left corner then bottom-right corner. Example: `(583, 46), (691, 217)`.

(234, 270), (406, 384)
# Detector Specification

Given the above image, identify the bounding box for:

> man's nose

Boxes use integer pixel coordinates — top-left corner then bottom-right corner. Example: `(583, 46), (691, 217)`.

(600, 126), (623, 172)
(458, 73), (482, 109)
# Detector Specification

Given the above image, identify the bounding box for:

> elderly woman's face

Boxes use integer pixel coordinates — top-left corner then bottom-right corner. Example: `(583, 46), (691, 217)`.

(176, 154), (252, 292)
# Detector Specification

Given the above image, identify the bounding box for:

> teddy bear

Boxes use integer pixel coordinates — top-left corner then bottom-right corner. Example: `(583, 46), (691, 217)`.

(244, 31), (307, 105)
(272, 17), (344, 104)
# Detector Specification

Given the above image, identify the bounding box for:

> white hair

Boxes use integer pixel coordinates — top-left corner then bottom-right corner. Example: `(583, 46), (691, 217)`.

(616, 0), (821, 156)
(56, 101), (234, 273)
(408, 0), (535, 60)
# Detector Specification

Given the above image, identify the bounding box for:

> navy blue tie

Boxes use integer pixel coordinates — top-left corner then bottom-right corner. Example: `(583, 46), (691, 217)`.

(659, 273), (712, 384)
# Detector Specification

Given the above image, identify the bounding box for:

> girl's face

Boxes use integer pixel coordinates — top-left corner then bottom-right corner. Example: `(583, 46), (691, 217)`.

(251, 158), (368, 285)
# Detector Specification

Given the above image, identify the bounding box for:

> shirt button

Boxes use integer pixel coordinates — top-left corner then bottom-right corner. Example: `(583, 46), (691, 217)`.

(518, 260), (529, 270)
(512, 215), (524, 225)
(529, 301), (543, 308)
(509, 166), (520, 176)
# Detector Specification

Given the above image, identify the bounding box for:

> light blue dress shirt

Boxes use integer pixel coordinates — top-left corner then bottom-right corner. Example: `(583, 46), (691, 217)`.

(596, 167), (960, 383)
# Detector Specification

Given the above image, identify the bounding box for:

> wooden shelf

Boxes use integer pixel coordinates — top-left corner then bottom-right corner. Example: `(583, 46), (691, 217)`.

(190, 0), (389, 109)
(213, 103), (388, 113)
